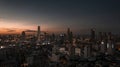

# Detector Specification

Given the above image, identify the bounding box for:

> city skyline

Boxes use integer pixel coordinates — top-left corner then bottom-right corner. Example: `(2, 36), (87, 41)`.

(0, 0), (120, 34)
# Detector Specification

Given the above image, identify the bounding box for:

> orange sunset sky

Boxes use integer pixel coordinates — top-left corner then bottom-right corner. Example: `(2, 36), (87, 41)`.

(0, 19), (44, 34)
(0, 18), (66, 34)
(0, 0), (120, 34)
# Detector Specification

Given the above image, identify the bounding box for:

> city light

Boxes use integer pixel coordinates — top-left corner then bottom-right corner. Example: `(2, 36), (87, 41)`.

(0, 46), (5, 49)
(0, 0), (120, 67)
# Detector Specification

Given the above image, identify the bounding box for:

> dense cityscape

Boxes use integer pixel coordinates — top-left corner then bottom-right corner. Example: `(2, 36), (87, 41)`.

(0, 0), (120, 67)
(0, 26), (120, 67)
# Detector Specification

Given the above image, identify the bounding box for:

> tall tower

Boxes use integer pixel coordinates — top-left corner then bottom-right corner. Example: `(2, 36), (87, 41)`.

(67, 28), (73, 43)
(21, 31), (26, 41)
(83, 44), (91, 58)
(67, 28), (70, 36)
(22, 31), (26, 37)
(98, 32), (102, 41)
(37, 26), (40, 42)
(107, 32), (114, 55)
(90, 28), (95, 41)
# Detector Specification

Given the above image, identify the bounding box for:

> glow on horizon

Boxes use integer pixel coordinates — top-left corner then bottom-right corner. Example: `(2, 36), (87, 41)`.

(0, 19), (63, 34)
(0, 18), (35, 29)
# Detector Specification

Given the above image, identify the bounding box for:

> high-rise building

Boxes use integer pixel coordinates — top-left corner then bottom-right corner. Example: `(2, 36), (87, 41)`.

(75, 48), (81, 56)
(108, 32), (112, 40)
(83, 44), (91, 58)
(106, 32), (115, 55)
(98, 32), (103, 41)
(99, 32), (115, 55)
(67, 28), (73, 43)
(106, 41), (115, 55)
(21, 31), (26, 41)
(100, 41), (106, 53)
(37, 26), (40, 42)
(99, 32), (107, 54)
(67, 28), (70, 36)
(91, 29), (95, 40)
(90, 28), (95, 41)
(21, 31), (26, 37)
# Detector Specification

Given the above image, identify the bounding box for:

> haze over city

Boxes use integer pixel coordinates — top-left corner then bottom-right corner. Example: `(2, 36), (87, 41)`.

(1, 0), (120, 67)
(0, 0), (120, 34)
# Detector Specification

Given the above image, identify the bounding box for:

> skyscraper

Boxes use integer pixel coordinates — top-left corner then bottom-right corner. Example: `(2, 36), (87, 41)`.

(106, 32), (115, 55)
(37, 26), (40, 42)
(21, 31), (26, 41)
(83, 44), (91, 58)
(21, 31), (26, 37)
(90, 28), (95, 41)
(67, 28), (73, 43)
(98, 32), (103, 41)
(67, 28), (70, 36)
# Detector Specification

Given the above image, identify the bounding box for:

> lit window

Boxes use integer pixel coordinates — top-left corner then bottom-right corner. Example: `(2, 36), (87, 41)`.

(112, 44), (114, 48)
(107, 43), (109, 48)
(101, 41), (104, 44)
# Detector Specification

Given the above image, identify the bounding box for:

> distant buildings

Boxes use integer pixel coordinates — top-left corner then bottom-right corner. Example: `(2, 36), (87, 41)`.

(0, 26), (120, 67)
(67, 28), (73, 44)
(21, 31), (26, 41)
(37, 26), (40, 42)
(90, 28), (95, 42)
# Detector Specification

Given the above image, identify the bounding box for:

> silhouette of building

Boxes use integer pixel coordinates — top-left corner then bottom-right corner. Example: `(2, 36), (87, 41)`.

(37, 26), (40, 42)
(22, 31), (26, 37)
(98, 32), (103, 41)
(83, 44), (92, 58)
(106, 32), (115, 55)
(90, 28), (95, 41)
(21, 31), (26, 41)
(99, 32), (107, 54)
(67, 28), (73, 44)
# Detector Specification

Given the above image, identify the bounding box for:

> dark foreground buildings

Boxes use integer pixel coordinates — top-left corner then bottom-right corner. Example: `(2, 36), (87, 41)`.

(0, 26), (120, 67)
